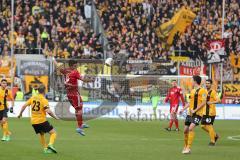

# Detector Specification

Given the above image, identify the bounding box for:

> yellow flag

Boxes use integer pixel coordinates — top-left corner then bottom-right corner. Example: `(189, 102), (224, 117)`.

(156, 7), (196, 45)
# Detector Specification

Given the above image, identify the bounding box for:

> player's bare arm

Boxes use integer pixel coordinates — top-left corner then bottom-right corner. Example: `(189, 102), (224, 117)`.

(52, 56), (65, 71)
(179, 103), (189, 114)
(8, 95), (15, 113)
(180, 92), (185, 107)
(207, 100), (220, 105)
(45, 108), (59, 120)
(50, 47), (65, 71)
(17, 104), (28, 118)
(207, 97), (221, 105)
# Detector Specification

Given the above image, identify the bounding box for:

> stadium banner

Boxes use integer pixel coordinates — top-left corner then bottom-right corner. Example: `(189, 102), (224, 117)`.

(229, 53), (240, 68)
(19, 60), (50, 76)
(223, 84), (240, 97)
(24, 75), (49, 93)
(179, 58), (206, 76)
(156, 7), (196, 45)
(222, 96), (240, 104)
(8, 102), (240, 120)
(126, 60), (178, 75)
(207, 39), (226, 63)
(223, 105), (240, 120)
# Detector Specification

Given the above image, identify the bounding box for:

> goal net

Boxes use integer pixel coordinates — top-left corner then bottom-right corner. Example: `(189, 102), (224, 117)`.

(51, 59), (208, 120)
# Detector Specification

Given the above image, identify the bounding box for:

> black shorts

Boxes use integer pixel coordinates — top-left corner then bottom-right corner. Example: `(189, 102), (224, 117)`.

(201, 115), (215, 125)
(32, 121), (54, 134)
(0, 109), (8, 120)
(185, 115), (202, 126)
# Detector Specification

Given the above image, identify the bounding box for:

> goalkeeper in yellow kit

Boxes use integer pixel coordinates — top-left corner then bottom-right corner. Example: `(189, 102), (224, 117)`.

(201, 79), (220, 146)
(18, 85), (58, 154)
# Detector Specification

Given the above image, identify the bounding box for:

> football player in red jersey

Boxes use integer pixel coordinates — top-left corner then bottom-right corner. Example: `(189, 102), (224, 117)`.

(164, 80), (185, 131)
(52, 57), (93, 136)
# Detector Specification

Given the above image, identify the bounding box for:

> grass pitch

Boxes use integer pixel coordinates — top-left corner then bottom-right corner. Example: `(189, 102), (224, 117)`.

(0, 118), (239, 160)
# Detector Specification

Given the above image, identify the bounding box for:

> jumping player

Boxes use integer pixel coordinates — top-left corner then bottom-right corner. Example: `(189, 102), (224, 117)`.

(164, 80), (185, 131)
(52, 56), (93, 136)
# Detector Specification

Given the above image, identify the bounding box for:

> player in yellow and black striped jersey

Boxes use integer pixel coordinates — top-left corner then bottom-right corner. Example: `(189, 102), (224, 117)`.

(0, 79), (14, 141)
(18, 85), (59, 154)
(179, 75), (207, 154)
(201, 79), (220, 146)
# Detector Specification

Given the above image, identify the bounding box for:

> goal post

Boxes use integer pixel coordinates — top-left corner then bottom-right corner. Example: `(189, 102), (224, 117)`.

(53, 72), (208, 105)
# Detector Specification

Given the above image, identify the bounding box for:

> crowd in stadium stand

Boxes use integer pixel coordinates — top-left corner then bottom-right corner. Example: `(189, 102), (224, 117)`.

(95, 0), (239, 61)
(0, 0), (103, 59)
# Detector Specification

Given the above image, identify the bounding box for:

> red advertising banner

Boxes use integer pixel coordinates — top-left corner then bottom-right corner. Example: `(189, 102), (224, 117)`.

(180, 66), (201, 75)
(179, 59), (206, 76)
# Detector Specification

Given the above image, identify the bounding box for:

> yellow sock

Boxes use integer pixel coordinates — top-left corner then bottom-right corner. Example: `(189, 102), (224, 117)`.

(208, 125), (216, 143)
(2, 122), (9, 136)
(187, 131), (195, 149)
(49, 132), (57, 145)
(201, 125), (209, 133)
(184, 133), (189, 148)
(40, 134), (47, 148)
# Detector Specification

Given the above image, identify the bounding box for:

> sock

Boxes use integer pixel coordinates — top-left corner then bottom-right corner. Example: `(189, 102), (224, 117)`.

(169, 119), (173, 128)
(2, 122), (9, 136)
(174, 119), (179, 129)
(39, 134), (47, 148)
(201, 125), (209, 133)
(184, 133), (189, 148)
(75, 109), (83, 128)
(49, 132), (57, 146)
(208, 125), (216, 143)
(187, 131), (195, 149)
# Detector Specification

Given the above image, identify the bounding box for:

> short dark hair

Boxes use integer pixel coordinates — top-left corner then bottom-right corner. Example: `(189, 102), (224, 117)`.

(193, 75), (201, 85)
(171, 79), (177, 82)
(69, 60), (78, 67)
(206, 79), (213, 84)
(1, 79), (7, 83)
(38, 85), (45, 94)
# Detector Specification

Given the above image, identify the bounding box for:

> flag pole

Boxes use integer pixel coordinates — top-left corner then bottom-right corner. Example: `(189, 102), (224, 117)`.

(10, 0), (14, 89)
(220, 0), (225, 93)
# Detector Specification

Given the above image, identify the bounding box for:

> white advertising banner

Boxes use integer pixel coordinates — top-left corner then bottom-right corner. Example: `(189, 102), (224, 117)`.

(7, 102), (240, 120)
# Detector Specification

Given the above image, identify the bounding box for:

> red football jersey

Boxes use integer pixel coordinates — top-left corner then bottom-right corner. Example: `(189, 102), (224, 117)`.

(165, 86), (185, 107)
(60, 68), (82, 94)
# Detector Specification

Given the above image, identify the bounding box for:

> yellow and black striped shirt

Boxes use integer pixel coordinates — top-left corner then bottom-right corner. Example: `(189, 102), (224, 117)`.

(203, 89), (218, 116)
(0, 88), (13, 111)
(188, 87), (207, 116)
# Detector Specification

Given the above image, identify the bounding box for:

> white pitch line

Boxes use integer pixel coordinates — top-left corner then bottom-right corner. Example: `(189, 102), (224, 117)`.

(227, 135), (240, 141)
